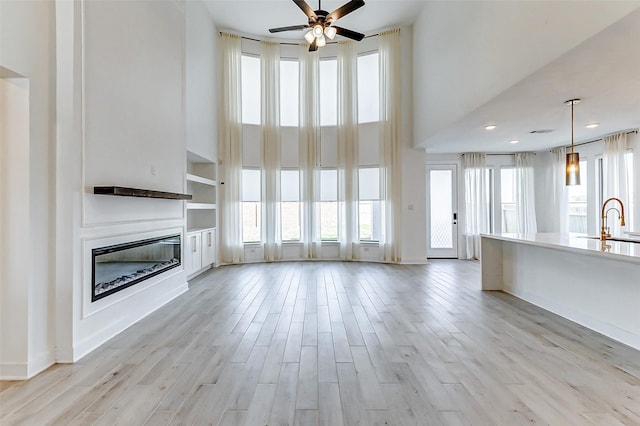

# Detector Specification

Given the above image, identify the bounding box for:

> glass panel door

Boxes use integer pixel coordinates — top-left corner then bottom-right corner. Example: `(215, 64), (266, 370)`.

(427, 165), (458, 258)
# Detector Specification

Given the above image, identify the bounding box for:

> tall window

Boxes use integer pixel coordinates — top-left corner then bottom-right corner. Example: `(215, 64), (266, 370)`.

(320, 169), (338, 240)
(235, 45), (386, 248)
(359, 167), (380, 240)
(280, 59), (298, 126)
(357, 53), (379, 123)
(597, 152), (634, 231)
(319, 59), (337, 126)
(501, 168), (516, 233)
(241, 55), (260, 125)
(242, 169), (261, 242)
(281, 169), (300, 241)
(567, 160), (587, 233)
(486, 168), (494, 233)
(626, 152), (634, 231)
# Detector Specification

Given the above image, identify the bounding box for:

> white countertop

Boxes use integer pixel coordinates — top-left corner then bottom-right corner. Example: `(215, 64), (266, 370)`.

(481, 232), (640, 264)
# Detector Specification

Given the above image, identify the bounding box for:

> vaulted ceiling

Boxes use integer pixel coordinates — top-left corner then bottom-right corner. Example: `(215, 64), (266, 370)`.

(203, 1), (640, 154)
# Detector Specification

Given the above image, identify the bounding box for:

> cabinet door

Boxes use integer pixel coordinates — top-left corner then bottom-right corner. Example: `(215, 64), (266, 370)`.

(201, 229), (216, 267)
(185, 232), (202, 275)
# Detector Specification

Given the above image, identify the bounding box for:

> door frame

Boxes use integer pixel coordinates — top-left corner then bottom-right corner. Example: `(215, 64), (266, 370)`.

(426, 163), (459, 258)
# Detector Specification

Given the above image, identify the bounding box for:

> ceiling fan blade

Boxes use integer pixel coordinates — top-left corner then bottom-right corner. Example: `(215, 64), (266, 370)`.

(334, 26), (365, 41)
(293, 0), (317, 20)
(308, 38), (318, 52)
(326, 0), (365, 23)
(269, 24), (310, 33)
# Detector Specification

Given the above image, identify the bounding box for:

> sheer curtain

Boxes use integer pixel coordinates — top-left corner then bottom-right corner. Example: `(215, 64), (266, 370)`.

(219, 33), (244, 263)
(515, 153), (538, 233)
(261, 41), (282, 261)
(551, 147), (568, 233)
(378, 29), (402, 262)
(299, 44), (321, 259)
(603, 132), (629, 236)
(337, 41), (359, 260)
(463, 153), (488, 259)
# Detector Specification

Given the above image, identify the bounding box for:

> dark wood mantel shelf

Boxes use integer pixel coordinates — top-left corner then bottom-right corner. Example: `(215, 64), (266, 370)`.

(94, 186), (192, 200)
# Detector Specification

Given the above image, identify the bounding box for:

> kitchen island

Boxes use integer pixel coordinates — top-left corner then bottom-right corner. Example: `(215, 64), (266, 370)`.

(481, 233), (640, 350)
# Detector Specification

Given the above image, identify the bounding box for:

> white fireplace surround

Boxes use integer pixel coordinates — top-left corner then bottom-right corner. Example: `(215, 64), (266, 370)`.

(82, 227), (186, 319)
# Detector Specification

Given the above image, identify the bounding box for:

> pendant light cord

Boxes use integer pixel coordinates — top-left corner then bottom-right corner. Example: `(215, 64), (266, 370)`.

(571, 101), (574, 155)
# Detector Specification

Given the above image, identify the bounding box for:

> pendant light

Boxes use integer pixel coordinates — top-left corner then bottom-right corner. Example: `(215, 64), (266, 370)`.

(565, 99), (581, 186)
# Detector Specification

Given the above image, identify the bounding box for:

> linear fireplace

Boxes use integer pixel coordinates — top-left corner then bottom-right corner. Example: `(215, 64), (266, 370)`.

(92, 234), (181, 302)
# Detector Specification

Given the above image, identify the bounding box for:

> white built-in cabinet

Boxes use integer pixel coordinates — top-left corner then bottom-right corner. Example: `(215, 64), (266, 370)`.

(185, 152), (217, 278)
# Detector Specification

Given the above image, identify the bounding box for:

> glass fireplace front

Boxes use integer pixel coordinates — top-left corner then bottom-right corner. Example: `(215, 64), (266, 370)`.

(92, 234), (181, 302)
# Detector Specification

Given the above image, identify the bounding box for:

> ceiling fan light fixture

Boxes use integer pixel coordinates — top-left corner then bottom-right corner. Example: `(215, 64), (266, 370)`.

(324, 26), (337, 40)
(304, 30), (315, 43)
(269, 0), (366, 52)
(312, 24), (324, 38)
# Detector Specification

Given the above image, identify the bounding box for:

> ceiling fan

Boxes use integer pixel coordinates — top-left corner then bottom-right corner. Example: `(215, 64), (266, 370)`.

(269, 0), (366, 52)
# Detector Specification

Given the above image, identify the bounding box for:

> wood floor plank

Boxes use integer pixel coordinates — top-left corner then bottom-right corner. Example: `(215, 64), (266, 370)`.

(243, 384), (277, 426)
(318, 382), (344, 426)
(217, 410), (247, 426)
(294, 409), (319, 426)
(2, 260), (639, 425)
(267, 362), (298, 426)
(296, 345), (318, 410)
(317, 332), (338, 383)
(225, 346), (268, 411)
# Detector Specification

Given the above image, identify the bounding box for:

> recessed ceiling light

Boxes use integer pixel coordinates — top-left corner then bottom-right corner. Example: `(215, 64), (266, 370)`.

(484, 125), (497, 130)
(586, 123), (599, 129)
(509, 140), (520, 144)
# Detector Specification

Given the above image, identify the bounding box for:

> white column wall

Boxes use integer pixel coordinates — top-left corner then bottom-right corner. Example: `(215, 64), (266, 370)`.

(185, 0), (218, 162)
(0, 0), (56, 379)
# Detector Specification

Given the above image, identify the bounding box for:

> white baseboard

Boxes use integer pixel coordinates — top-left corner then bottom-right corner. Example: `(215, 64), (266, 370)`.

(399, 258), (428, 265)
(504, 288), (640, 351)
(73, 282), (188, 362)
(0, 349), (55, 380)
(0, 362), (29, 380)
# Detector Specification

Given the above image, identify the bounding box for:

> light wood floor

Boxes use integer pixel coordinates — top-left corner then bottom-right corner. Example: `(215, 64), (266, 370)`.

(2, 260), (640, 425)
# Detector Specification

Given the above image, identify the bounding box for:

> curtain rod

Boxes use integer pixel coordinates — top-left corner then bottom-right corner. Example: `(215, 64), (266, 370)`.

(219, 32), (380, 46)
(461, 153), (536, 156)
(566, 129), (638, 149)
(484, 153), (536, 156)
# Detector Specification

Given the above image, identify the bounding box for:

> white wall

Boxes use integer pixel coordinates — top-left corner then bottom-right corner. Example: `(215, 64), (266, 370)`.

(0, 78), (32, 377)
(0, 0), (56, 379)
(82, 0), (185, 225)
(399, 26), (427, 263)
(1, 0), (213, 379)
(412, 1), (640, 148)
(186, 0), (218, 162)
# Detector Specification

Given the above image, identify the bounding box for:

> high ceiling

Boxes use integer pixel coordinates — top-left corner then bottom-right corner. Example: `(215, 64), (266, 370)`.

(203, 0), (426, 41)
(203, 1), (640, 154)
(422, 6), (640, 154)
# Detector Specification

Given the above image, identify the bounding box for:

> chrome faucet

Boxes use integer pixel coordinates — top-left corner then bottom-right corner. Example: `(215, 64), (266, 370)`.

(600, 197), (625, 241)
